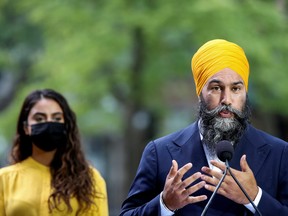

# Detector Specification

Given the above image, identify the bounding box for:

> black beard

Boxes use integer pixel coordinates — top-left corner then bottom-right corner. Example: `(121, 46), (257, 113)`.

(198, 95), (251, 156)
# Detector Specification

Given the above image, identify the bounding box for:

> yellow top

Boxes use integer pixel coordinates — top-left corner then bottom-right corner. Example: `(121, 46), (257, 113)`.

(0, 157), (108, 216)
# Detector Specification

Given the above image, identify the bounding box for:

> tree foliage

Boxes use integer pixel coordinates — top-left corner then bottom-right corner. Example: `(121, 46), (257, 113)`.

(0, 1), (288, 213)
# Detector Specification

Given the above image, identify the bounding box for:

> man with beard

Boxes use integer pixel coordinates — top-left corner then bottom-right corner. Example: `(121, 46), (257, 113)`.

(199, 96), (250, 158)
(120, 39), (288, 216)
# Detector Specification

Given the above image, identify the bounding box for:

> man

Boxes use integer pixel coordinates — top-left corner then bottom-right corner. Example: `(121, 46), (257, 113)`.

(120, 39), (288, 215)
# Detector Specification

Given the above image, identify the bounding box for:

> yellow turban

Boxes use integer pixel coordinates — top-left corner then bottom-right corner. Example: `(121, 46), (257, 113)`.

(191, 39), (249, 96)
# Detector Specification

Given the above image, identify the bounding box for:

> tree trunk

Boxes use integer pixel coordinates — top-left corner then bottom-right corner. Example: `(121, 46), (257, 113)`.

(122, 26), (158, 193)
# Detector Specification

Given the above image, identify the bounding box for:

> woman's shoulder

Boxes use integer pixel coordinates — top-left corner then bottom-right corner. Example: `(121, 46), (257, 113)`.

(90, 166), (105, 182)
(89, 166), (107, 192)
(0, 163), (21, 176)
(0, 157), (44, 177)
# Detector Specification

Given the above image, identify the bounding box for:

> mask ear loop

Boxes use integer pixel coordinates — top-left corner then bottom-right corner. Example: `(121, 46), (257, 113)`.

(23, 121), (30, 135)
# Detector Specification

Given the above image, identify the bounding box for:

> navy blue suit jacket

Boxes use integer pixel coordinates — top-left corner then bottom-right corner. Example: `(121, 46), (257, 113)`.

(120, 122), (288, 216)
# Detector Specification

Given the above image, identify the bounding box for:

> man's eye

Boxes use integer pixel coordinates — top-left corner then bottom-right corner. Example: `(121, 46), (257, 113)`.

(232, 86), (241, 92)
(212, 86), (221, 91)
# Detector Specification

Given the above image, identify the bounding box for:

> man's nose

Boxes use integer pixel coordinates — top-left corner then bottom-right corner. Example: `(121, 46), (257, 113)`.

(220, 89), (232, 106)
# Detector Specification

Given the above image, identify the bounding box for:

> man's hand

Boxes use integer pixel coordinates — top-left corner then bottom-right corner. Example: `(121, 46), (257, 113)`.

(201, 155), (258, 204)
(162, 160), (207, 211)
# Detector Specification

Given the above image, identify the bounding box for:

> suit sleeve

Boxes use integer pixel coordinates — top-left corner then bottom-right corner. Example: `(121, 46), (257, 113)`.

(120, 141), (162, 216)
(257, 144), (288, 215)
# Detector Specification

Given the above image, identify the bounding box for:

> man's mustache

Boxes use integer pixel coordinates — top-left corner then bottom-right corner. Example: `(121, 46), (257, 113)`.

(205, 105), (245, 119)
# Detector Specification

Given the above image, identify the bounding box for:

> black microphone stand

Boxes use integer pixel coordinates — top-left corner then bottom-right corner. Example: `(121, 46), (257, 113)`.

(200, 163), (228, 216)
(226, 161), (262, 216)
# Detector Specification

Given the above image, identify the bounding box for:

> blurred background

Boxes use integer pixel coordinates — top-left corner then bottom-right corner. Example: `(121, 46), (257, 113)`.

(0, 0), (288, 215)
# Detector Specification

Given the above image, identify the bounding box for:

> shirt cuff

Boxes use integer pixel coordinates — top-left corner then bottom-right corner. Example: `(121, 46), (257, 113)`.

(244, 187), (262, 213)
(160, 192), (174, 216)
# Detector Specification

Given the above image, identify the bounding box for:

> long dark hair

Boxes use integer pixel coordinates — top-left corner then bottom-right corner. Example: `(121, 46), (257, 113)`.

(11, 89), (100, 215)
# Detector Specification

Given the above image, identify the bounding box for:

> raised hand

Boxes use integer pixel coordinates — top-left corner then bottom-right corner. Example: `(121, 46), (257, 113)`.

(162, 160), (207, 211)
(201, 155), (258, 204)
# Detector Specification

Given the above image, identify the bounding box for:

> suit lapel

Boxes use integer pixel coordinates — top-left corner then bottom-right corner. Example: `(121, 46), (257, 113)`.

(166, 122), (209, 174)
(230, 125), (271, 177)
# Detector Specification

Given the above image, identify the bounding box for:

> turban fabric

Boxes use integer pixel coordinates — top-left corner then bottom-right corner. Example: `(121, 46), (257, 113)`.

(191, 39), (249, 96)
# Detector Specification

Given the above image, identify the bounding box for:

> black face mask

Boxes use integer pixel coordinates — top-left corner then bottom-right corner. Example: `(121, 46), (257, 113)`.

(30, 122), (67, 152)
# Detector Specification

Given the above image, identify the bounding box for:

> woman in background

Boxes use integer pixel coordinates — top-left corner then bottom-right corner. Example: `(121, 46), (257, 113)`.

(0, 89), (108, 216)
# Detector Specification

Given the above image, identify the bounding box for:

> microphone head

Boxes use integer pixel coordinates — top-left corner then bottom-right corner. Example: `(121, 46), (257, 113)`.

(216, 140), (234, 162)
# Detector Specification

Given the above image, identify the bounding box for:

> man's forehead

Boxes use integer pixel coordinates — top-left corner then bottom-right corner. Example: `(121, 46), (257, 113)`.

(206, 68), (244, 84)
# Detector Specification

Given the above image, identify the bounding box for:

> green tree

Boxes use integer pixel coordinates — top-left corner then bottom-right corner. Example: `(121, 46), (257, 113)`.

(1, 0), (288, 214)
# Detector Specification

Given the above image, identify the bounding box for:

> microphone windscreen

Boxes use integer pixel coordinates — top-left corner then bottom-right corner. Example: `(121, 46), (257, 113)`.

(216, 140), (234, 162)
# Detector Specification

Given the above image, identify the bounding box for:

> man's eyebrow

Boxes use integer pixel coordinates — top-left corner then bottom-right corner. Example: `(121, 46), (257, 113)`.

(207, 79), (244, 85)
(233, 81), (244, 85)
(208, 79), (221, 84)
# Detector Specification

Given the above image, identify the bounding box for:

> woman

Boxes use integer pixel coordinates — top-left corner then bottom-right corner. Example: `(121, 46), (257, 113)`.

(0, 89), (108, 216)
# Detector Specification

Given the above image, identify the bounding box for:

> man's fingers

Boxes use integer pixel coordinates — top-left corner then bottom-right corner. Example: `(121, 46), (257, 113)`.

(182, 172), (202, 188)
(167, 160), (178, 179)
(173, 162), (193, 183)
(240, 155), (250, 172)
(186, 180), (206, 195)
(163, 161), (210, 210)
(204, 183), (227, 196)
(201, 166), (223, 180)
(187, 195), (207, 204)
(177, 172), (202, 192)
(201, 174), (221, 186)
(210, 160), (226, 171)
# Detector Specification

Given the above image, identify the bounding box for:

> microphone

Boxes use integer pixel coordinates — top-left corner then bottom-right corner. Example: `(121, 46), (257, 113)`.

(201, 141), (232, 216)
(201, 141), (262, 216)
(216, 140), (234, 162)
